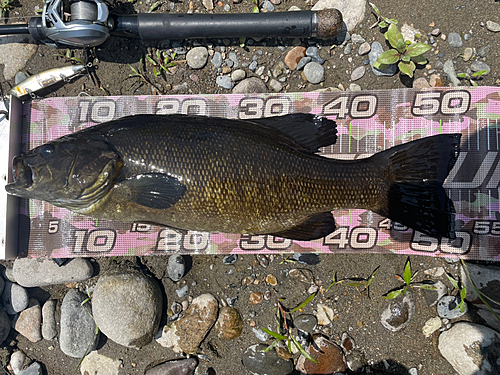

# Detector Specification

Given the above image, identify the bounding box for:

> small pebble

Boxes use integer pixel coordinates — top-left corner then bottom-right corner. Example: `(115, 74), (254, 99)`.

(463, 33), (470, 41)
(17, 362), (42, 375)
(269, 79), (282, 92)
(306, 46), (324, 64)
(249, 292), (263, 305)
(186, 47), (208, 69)
(261, 0), (274, 12)
(176, 285), (189, 298)
(41, 300), (57, 340)
(2, 281), (29, 315)
(266, 274), (277, 286)
(249, 61), (258, 71)
(296, 56), (312, 71)
(358, 42), (371, 56)
(470, 61), (490, 75)
(216, 75), (233, 90)
(430, 28), (441, 36)
(292, 253), (320, 265)
(231, 69), (246, 82)
(349, 83), (362, 91)
(413, 77), (430, 89)
(10, 350), (26, 375)
(252, 327), (268, 341)
(447, 32), (462, 48)
(486, 20), (500, 32)
(477, 45), (490, 58)
(223, 254), (238, 265)
(344, 43), (353, 55)
(351, 66), (365, 81)
(437, 295), (467, 319)
(211, 52), (222, 68)
(255, 66), (265, 76)
(168, 254), (186, 282)
(289, 269), (313, 284)
(462, 47), (473, 62)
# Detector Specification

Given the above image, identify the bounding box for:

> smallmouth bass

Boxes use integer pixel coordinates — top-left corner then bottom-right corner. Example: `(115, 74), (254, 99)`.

(6, 114), (461, 240)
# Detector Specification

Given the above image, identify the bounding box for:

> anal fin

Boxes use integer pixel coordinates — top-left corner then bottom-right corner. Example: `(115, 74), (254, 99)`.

(268, 212), (336, 241)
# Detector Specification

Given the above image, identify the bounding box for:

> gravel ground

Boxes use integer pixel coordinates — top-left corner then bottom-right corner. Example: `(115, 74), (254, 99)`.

(0, 0), (499, 374)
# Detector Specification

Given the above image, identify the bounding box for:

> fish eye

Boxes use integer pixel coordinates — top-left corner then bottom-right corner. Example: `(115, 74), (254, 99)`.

(40, 144), (55, 157)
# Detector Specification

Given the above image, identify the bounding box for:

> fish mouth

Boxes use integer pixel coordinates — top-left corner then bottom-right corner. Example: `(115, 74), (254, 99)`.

(5, 154), (33, 194)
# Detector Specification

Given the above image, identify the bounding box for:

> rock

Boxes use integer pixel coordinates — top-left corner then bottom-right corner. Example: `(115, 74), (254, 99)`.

(233, 77), (268, 93)
(186, 47), (208, 69)
(201, 0), (213, 10)
(306, 46), (324, 64)
(317, 303), (334, 325)
(167, 254), (186, 282)
(351, 66), (365, 81)
(412, 77), (430, 89)
(486, 20), (500, 32)
(269, 79), (282, 92)
(349, 83), (362, 91)
(443, 59), (460, 87)
(312, 0), (366, 32)
(431, 28), (441, 37)
(80, 351), (121, 375)
(249, 292), (263, 305)
(223, 254), (237, 265)
(429, 74), (443, 87)
(296, 334), (346, 373)
(13, 298), (42, 342)
(228, 52), (239, 68)
(176, 285), (189, 298)
(292, 253), (320, 265)
(380, 292), (415, 332)
(13, 258), (93, 287)
(272, 61), (287, 78)
(216, 75), (233, 90)
(156, 293), (218, 354)
(470, 61), (490, 75)
(255, 66), (265, 76)
(422, 316), (442, 337)
(252, 327), (269, 342)
(462, 263), (500, 310)
(231, 69), (246, 82)
(295, 314), (317, 333)
(10, 350), (26, 375)
(0, 35), (38, 80)
(358, 42), (370, 55)
(369, 42), (397, 76)
(0, 309), (10, 345)
(477, 45), (490, 58)
(421, 280), (448, 307)
(145, 358), (198, 375)
(2, 281), (29, 315)
(437, 295), (467, 319)
(424, 266), (446, 278)
(261, 0), (274, 12)
(351, 33), (365, 44)
(215, 306), (243, 340)
(17, 362), (42, 375)
(41, 300), (57, 340)
(3, 266), (15, 283)
(296, 57), (312, 71)
(289, 269), (313, 284)
(14, 71), (29, 86)
(344, 43), (353, 55)
(242, 343), (293, 375)
(439, 322), (500, 375)
(447, 32), (462, 48)
(92, 272), (162, 348)
(60, 289), (98, 358)
(210, 52), (222, 68)
(284, 46), (306, 70)
(400, 23), (422, 44)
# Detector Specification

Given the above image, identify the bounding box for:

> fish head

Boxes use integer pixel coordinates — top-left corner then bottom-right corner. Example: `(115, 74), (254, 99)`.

(6, 137), (123, 210)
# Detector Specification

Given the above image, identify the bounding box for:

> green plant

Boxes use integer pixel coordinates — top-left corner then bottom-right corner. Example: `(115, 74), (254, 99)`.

(457, 70), (488, 86)
(326, 267), (379, 298)
(252, 0), (259, 13)
(262, 293), (318, 363)
(446, 272), (467, 313)
(0, 0), (13, 18)
(383, 257), (436, 299)
(54, 49), (85, 64)
(369, 2), (397, 29)
(149, 1), (162, 12)
(374, 23), (431, 78)
(145, 50), (176, 77)
(124, 58), (164, 94)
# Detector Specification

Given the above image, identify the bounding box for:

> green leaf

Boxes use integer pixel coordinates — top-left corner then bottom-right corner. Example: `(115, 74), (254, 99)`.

(376, 49), (400, 65)
(383, 288), (404, 300)
(412, 284), (438, 290)
(403, 258), (412, 285)
(291, 292), (317, 313)
(411, 54), (428, 65)
(385, 24), (404, 49)
(365, 267), (379, 288)
(146, 55), (156, 66)
(343, 281), (366, 288)
(262, 327), (287, 341)
(128, 64), (139, 75)
(398, 61), (415, 77)
(461, 287), (467, 301)
(457, 73), (467, 78)
(153, 67), (158, 77)
(472, 69), (488, 77)
(446, 273), (460, 290)
(262, 339), (280, 352)
(149, 1), (161, 12)
(378, 21), (388, 28)
(389, 19), (398, 25)
(290, 335), (319, 363)
(253, 5), (259, 12)
(156, 49), (161, 59)
(401, 53), (411, 62)
(369, 2), (381, 16)
(406, 42), (431, 57)
(396, 39), (407, 53)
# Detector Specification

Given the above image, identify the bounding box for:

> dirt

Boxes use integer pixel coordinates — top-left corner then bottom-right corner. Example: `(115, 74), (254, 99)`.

(0, 0), (499, 374)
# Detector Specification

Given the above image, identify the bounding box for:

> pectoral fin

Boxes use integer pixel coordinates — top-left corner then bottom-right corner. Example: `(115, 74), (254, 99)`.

(269, 212), (336, 241)
(119, 173), (186, 210)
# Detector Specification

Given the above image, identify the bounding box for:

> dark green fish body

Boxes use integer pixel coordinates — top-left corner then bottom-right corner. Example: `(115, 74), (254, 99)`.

(6, 114), (461, 240)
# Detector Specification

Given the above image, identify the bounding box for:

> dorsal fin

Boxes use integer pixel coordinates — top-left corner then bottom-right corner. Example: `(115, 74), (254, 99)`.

(251, 114), (337, 153)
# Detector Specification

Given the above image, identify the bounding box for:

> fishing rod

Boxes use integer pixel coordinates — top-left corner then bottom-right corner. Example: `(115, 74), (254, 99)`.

(0, 0), (343, 48)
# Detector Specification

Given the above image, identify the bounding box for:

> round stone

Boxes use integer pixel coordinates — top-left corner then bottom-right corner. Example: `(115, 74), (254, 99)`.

(186, 47), (209, 69)
(216, 75), (233, 90)
(92, 272), (163, 348)
(351, 66), (365, 81)
(233, 77), (268, 94)
(447, 32), (463, 48)
(295, 314), (317, 333)
(167, 254), (186, 282)
(437, 295), (467, 319)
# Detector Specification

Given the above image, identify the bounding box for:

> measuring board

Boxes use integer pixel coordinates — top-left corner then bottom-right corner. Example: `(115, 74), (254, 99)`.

(1, 87), (499, 260)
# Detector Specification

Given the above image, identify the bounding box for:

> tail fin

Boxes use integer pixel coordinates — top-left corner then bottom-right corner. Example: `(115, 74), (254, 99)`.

(373, 134), (461, 239)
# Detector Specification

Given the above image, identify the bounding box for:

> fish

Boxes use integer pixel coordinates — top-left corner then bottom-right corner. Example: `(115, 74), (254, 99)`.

(5, 113), (461, 240)
(9, 65), (86, 101)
